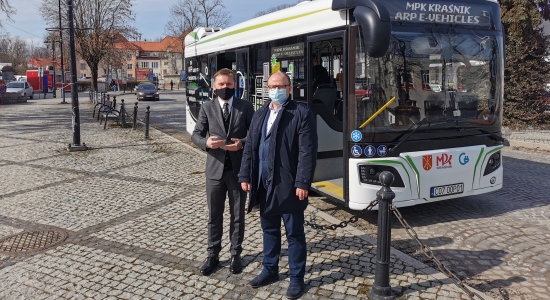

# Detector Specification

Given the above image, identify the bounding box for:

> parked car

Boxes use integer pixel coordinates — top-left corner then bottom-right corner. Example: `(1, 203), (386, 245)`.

(6, 81), (34, 99)
(355, 83), (372, 99)
(135, 82), (159, 101)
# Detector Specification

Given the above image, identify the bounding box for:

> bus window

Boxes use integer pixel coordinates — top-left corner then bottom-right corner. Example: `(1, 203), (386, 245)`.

(308, 37), (343, 121)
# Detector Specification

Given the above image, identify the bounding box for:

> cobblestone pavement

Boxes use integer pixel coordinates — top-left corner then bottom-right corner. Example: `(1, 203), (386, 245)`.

(0, 96), (490, 299)
(308, 150), (550, 300)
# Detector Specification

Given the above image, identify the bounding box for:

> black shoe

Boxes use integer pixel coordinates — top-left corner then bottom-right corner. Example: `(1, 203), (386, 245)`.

(286, 281), (305, 299)
(249, 272), (279, 288)
(230, 255), (243, 274)
(200, 256), (219, 276)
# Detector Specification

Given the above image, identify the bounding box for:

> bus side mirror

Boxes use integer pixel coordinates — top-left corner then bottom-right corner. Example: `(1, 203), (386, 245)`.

(353, 5), (391, 58)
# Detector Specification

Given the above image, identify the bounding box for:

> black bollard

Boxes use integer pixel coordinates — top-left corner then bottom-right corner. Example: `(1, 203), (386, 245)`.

(145, 106), (150, 139)
(120, 99), (126, 127)
(368, 171), (396, 300)
(132, 102), (138, 130)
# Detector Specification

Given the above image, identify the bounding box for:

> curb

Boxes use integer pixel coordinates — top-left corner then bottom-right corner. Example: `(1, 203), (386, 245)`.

(507, 140), (550, 152)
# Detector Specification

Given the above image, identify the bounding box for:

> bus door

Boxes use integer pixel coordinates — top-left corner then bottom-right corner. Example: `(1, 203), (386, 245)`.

(206, 54), (217, 100)
(234, 48), (250, 102)
(307, 31), (346, 201)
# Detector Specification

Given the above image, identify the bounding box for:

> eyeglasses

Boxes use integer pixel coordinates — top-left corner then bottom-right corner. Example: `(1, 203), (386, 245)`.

(267, 84), (290, 90)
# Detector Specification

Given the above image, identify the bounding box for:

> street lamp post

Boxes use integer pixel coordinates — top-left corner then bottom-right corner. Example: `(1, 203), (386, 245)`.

(67, 0), (87, 151)
(52, 40), (56, 98)
(59, 0), (66, 104)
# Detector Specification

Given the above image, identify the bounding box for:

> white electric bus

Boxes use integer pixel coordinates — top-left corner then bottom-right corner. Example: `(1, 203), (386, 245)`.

(184, 0), (505, 210)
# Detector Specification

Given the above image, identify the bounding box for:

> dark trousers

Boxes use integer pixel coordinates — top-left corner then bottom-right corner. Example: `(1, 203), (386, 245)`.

(258, 186), (307, 283)
(206, 170), (247, 257)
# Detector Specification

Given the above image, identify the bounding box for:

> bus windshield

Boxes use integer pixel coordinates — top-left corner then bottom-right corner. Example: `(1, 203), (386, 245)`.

(353, 27), (503, 143)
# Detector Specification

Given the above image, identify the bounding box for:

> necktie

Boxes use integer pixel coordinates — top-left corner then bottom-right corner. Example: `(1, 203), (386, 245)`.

(223, 103), (229, 121)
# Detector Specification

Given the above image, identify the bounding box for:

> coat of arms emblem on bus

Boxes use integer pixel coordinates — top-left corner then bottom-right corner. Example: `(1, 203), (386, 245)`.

(423, 155), (433, 171)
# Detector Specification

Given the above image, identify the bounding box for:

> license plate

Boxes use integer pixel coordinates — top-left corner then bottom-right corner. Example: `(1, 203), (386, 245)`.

(430, 183), (464, 198)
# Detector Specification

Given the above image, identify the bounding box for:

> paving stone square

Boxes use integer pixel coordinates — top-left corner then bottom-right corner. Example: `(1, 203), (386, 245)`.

(0, 96), (494, 299)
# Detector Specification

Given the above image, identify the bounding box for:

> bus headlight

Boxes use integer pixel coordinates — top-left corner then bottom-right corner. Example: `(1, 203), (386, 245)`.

(358, 165), (405, 187)
(483, 151), (501, 176)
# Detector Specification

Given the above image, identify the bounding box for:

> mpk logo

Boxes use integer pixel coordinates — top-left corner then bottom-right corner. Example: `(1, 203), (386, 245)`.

(422, 155), (432, 171)
(436, 153), (453, 169)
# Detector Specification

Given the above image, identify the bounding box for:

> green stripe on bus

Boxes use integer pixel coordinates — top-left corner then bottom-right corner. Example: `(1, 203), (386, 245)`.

(472, 148), (484, 186)
(188, 32), (199, 41)
(404, 156), (420, 195)
(196, 8), (330, 45)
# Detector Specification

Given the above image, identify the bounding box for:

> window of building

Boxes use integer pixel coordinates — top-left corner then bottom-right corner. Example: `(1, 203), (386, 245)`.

(127, 64), (133, 70)
(127, 53), (133, 59)
(152, 62), (159, 69)
(141, 62), (149, 68)
(80, 63), (86, 70)
(164, 61), (168, 66)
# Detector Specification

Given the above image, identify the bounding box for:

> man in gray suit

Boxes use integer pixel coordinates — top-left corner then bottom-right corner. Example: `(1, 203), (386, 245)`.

(192, 68), (254, 276)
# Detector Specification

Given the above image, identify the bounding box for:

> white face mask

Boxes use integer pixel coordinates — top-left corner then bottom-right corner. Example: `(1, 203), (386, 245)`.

(269, 88), (287, 104)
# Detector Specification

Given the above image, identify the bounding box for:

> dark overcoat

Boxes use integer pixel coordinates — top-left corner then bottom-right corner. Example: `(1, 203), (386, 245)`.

(238, 98), (318, 215)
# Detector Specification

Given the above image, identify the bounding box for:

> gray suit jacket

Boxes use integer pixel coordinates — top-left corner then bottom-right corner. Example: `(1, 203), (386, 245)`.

(192, 97), (255, 180)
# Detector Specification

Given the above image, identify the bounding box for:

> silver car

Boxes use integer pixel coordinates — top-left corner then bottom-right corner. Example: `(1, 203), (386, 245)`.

(6, 81), (34, 99)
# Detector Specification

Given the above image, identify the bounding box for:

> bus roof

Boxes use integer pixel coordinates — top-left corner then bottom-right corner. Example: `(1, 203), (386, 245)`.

(184, 0), (501, 57)
(185, 0), (345, 57)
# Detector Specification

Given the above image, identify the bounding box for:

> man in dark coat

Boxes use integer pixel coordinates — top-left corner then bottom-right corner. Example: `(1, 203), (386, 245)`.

(192, 68), (254, 276)
(239, 71), (317, 299)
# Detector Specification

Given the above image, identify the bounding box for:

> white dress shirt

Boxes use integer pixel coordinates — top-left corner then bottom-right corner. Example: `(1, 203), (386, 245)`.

(218, 97), (234, 112)
(266, 103), (283, 133)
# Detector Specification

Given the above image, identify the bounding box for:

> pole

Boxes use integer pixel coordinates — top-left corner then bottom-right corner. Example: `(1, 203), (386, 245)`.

(368, 171), (396, 300)
(67, 0), (86, 151)
(59, 0), (66, 104)
(132, 102), (138, 130)
(145, 106), (150, 139)
(52, 39), (56, 98)
(120, 99), (126, 127)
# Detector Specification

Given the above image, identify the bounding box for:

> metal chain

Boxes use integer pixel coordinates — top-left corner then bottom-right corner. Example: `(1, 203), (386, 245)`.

(390, 205), (484, 300)
(304, 199), (378, 230)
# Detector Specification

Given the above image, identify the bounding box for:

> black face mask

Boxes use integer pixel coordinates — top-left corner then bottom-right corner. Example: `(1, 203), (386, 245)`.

(215, 87), (235, 100)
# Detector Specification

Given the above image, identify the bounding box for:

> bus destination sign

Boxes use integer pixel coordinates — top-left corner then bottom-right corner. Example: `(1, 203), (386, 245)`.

(387, 1), (492, 28)
(271, 43), (304, 59)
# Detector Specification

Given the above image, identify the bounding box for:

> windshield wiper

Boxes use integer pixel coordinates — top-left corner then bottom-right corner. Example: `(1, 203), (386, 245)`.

(389, 118), (453, 154)
(465, 127), (508, 145)
(436, 119), (507, 144)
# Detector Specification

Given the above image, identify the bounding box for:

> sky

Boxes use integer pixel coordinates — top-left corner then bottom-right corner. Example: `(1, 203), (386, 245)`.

(2, 0), (278, 46)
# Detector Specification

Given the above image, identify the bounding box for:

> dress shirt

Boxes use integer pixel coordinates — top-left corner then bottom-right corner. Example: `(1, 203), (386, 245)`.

(218, 97), (234, 112)
(266, 102), (283, 133)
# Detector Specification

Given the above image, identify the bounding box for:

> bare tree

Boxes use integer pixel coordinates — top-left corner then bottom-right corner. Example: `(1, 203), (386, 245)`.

(28, 42), (50, 60)
(0, 36), (30, 74)
(39, 0), (136, 89)
(0, 0), (15, 31)
(165, 0), (230, 73)
(253, 2), (303, 18)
